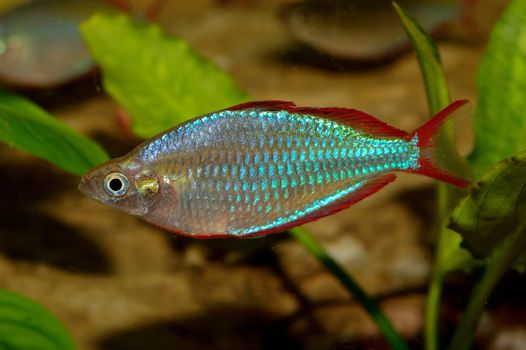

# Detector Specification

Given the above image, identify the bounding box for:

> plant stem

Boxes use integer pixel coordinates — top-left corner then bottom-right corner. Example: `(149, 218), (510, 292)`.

(425, 269), (443, 350)
(290, 227), (410, 350)
(425, 182), (450, 350)
(448, 222), (526, 350)
(393, 6), (457, 348)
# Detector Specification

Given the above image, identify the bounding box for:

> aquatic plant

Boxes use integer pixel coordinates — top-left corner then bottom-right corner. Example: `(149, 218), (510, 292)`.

(0, 92), (107, 174)
(80, 13), (248, 139)
(397, 1), (526, 349)
(0, 290), (75, 349)
(0, 0), (525, 348)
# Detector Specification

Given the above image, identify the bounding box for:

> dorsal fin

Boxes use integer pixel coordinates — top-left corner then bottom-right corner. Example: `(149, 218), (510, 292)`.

(227, 100), (297, 111)
(292, 106), (408, 138)
(227, 100), (407, 138)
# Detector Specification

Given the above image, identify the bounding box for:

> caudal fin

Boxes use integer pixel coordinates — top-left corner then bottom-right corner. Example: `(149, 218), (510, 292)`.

(409, 100), (471, 188)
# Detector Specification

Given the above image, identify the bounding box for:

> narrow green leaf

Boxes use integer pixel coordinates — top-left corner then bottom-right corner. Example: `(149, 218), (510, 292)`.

(80, 13), (249, 138)
(290, 228), (410, 350)
(0, 91), (109, 174)
(393, 4), (475, 350)
(450, 151), (526, 272)
(392, 2), (449, 113)
(469, 0), (526, 178)
(392, 2), (473, 274)
(0, 289), (76, 350)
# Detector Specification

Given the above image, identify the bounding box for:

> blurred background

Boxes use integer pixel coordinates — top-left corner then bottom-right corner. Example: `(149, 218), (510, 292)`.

(0, 0), (522, 349)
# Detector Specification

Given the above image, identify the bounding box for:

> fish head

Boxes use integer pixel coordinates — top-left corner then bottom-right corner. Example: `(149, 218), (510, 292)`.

(79, 157), (161, 216)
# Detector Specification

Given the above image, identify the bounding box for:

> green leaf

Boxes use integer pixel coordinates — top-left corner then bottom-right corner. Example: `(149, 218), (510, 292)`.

(450, 151), (526, 272)
(392, 2), (473, 273)
(469, 0), (526, 179)
(290, 227), (410, 350)
(448, 151), (526, 350)
(392, 2), (449, 114)
(0, 289), (76, 350)
(80, 13), (249, 138)
(0, 91), (109, 174)
(393, 4), (475, 350)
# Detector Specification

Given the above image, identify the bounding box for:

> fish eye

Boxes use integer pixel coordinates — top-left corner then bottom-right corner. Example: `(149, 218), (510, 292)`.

(103, 172), (129, 197)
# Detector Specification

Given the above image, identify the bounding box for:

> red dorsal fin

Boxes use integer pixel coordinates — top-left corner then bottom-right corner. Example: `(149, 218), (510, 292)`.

(227, 100), (297, 111)
(293, 106), (408, 138)
(227, 100), (407, 138)
(244, 174), (397, 237)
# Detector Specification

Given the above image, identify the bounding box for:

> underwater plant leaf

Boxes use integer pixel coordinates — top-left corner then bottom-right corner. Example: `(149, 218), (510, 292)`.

(80, 13), (249, 138)
(290, 227), (410, 350)
(469, 0), (526, 179)
(392, 2), (449, 113)
(450, 151), (526, 272)
(394, 5), (475, 349)
(393, 1), (474, 274)
(0, 289), (76, 350)
(0, 91), (109, 174)
(448, 151), (526, 350)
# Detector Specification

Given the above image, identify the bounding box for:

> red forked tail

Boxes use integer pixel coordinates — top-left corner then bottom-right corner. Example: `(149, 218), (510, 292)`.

(408, 100), (471, 188)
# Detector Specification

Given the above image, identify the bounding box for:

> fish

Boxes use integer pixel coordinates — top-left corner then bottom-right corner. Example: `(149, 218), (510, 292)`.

(79, 100), (470, 238)
(0, 0), (117, 87)
(0, 0), (163, 88)
(280, 0), (462, 62)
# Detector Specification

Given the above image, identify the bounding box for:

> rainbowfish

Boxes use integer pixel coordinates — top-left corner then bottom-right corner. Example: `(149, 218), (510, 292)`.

(79, 100), (470, 238)
(281, 0), (462, 62)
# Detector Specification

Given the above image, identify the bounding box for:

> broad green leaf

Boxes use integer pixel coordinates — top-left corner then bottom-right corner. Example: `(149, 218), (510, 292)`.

(393, 2), (474, 275)
(0, 289), (76, 350)
(80, 13), (249, 138)
(448, 151), (526, 350)
(450, 151), (526, 272)
(0, 91), (109, 174)
(469, 0), (526, 179)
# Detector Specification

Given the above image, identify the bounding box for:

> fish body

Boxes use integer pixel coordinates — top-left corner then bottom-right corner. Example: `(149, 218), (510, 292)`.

(281, 0), (461, 61)
(79, 100), (470, 238)
(0, 0), (113, 87)
(0, 0), (159, 88)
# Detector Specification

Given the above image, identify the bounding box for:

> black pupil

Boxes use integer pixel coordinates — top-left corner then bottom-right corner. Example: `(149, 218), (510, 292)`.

(109, 178), (123, 192)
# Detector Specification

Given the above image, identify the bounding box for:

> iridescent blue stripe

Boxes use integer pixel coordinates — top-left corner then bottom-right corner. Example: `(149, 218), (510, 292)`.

(231, 180), (366, 236)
